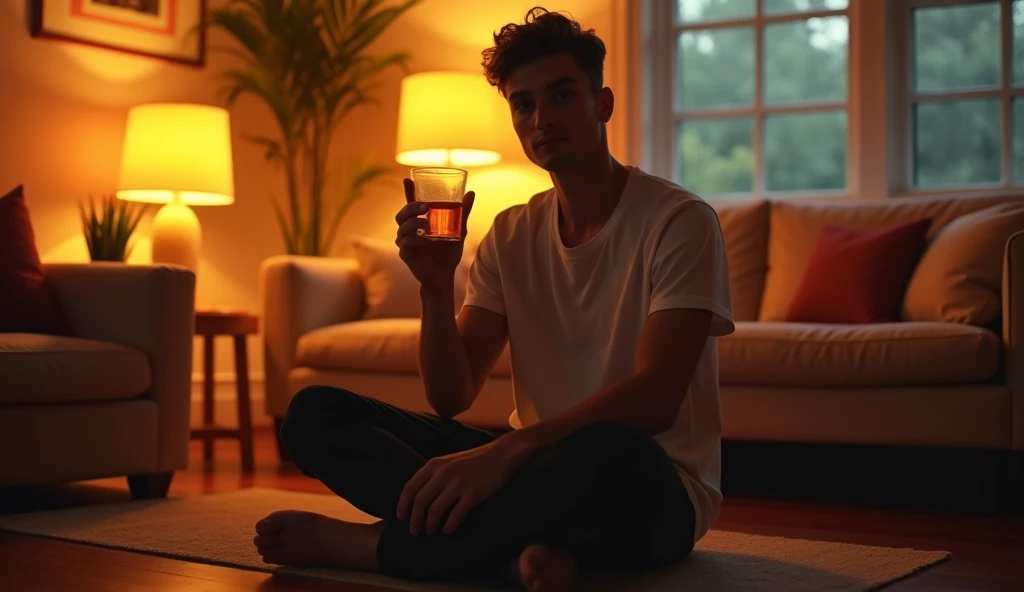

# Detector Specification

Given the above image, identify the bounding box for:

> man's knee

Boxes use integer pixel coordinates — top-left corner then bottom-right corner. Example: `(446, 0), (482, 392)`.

(279, 385), (361, 451)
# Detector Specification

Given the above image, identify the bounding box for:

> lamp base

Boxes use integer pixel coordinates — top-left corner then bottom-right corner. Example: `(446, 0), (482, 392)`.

(151, 202), (201, 273)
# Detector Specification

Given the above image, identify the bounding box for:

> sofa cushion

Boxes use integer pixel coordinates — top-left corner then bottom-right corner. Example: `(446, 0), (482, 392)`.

(296, 318), (512, 377)
(350, 236), (468, 319)
(785, 218), (931, 324)
(0, 185), (69, 336)
(0, 333), (150, 404)
(710, 200), (769, 322)
(718, 321), (1000, 387)
(759, 194), (1021, 322)
(902, 201), (1024, 326)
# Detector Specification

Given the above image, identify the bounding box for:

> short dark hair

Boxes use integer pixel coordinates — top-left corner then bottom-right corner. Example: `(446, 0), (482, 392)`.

(481, 7), (606, 96)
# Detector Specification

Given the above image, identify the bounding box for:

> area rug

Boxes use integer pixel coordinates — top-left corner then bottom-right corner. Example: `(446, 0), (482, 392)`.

(0, 488), (949, 591)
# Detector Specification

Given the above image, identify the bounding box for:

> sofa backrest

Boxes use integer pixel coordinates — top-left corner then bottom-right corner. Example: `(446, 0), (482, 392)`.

(758, 193), (1023, 322)
(710, 200), (770, 322)
(711, 193), (1024, 324)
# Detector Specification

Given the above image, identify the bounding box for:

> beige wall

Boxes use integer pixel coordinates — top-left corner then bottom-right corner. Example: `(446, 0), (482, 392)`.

(0, 0), (620, 402)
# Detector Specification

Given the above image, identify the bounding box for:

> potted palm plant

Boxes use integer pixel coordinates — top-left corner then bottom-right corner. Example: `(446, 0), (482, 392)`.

(203, 0), (421, 256)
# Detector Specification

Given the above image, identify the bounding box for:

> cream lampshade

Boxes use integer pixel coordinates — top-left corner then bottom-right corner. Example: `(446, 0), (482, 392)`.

(396, 71), (503, 167)
(116, 103), (235, 273)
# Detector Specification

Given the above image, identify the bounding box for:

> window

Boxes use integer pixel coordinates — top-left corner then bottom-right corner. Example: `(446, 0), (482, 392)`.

(893, 0), (1024, 190)
(643, 0), (851, 198)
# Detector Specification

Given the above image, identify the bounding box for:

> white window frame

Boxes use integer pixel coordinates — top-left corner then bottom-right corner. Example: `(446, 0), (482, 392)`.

(889, 0), (1023, 194)
(640, 0), (855, 199)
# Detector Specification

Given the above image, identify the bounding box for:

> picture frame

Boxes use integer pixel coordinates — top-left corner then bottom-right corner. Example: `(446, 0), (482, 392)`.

(30, 0), (207, 67)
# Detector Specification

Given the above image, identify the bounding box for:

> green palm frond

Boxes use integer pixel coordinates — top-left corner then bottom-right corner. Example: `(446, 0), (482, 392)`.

(268, 192), (298, 255)
(207, 9), (267, 60)
(338, 6), (407, 57)
(321, 157), (391, 254)
(244, 133), (288, 169)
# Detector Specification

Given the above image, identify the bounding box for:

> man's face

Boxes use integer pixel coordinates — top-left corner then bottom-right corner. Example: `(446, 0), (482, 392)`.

(502, 53), (612, 172)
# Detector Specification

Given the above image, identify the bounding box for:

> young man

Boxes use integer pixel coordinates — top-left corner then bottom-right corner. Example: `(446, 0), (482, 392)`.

(252, 7), (734, 591)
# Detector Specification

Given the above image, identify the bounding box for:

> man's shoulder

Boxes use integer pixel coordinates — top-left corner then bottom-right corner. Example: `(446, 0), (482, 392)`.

(627, 168), (716, 225)
(491, 187), (555, 233)
(630, 168), (705, 206)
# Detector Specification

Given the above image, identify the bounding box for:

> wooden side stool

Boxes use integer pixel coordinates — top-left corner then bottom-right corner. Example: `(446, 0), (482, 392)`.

(191, 308), (259, 473)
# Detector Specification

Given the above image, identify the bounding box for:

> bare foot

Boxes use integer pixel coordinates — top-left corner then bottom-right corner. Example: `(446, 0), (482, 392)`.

(515, 544), (578, 592)
(253, 510), (382, 570)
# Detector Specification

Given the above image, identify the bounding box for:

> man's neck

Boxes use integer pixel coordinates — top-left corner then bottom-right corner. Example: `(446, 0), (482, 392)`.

(551, 155), (631, 247)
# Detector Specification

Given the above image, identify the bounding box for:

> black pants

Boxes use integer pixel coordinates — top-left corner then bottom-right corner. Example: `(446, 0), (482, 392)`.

(280, 386), (696, 582)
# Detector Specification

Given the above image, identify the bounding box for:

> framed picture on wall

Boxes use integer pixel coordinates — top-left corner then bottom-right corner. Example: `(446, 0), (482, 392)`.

(30, 0), (207, 67)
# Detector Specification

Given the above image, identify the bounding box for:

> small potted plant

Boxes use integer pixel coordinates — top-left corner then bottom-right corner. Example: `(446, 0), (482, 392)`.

(78, 194), (147, 262)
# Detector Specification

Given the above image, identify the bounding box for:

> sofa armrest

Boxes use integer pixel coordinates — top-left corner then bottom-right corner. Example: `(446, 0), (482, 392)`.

(1005, 231), (1024, 450)
(259, 255), (365, 417)
(42, 263), (196, 470)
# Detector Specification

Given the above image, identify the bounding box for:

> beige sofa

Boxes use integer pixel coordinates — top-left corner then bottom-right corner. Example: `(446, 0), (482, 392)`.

(261, 193), (1024, 462)
(0, 263), (196, 499)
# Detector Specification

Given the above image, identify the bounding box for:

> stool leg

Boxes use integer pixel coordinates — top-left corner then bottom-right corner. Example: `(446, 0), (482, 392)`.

(203, 334), (215, 462)
(234, 334), (255, 473)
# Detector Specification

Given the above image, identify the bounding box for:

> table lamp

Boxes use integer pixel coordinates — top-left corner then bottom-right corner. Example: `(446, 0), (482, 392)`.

(116, 103), (235, 273)
(395, 71), (503, 168)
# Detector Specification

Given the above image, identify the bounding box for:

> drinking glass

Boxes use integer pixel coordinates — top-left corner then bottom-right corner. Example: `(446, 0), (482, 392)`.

(411, 167), (467, 241)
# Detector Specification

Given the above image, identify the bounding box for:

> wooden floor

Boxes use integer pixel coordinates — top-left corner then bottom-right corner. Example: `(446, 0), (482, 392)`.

(2, 429), (1023, 591)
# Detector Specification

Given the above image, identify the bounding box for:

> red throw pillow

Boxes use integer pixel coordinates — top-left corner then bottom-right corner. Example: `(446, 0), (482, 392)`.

(0, 185), (70, 335)
(785, 218), (932, 324)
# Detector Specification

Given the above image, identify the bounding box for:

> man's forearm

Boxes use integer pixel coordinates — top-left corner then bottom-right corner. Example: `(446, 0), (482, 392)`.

(499, 371), (681, 463)
(419, 281), (474, 418)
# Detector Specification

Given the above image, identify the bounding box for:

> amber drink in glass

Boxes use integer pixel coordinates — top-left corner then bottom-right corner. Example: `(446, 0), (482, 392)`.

(411, 167), (467, 241)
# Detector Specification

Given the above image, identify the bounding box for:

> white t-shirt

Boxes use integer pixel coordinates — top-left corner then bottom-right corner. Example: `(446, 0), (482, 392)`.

(463, 166), (735, 543)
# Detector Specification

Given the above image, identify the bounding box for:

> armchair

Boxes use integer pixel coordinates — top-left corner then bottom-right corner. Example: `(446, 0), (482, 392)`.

(0, 263), (196, 498)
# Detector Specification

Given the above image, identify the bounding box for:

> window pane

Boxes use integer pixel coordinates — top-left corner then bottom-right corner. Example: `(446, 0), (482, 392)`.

(914, 99), (1001, 187)
(1016, 99), (1024, 183)
(764, 0), (848, 16)
(764, 111), (846, 192)
(677, 0), (755, 24)
(677, 118), (754, 195)
(1015, 0), (1023, 85)
(764, 16), (848, 105)
(914, 2), (1000, 93)
(677, 27), (755, 110)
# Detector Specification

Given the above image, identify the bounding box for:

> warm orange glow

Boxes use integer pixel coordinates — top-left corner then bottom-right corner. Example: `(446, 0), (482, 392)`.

(116, 103), (235, 206)
(40, 232), (153, 265)
(463, 163), (552, 241)
(64, 47), (162, 84)
(398, 148), (501, 168)
(396, 71), (502, 168)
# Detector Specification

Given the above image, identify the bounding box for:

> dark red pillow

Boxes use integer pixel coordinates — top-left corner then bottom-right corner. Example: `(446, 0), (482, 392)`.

(0, 185), (70, 335)
(785, 218), (932, 324)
